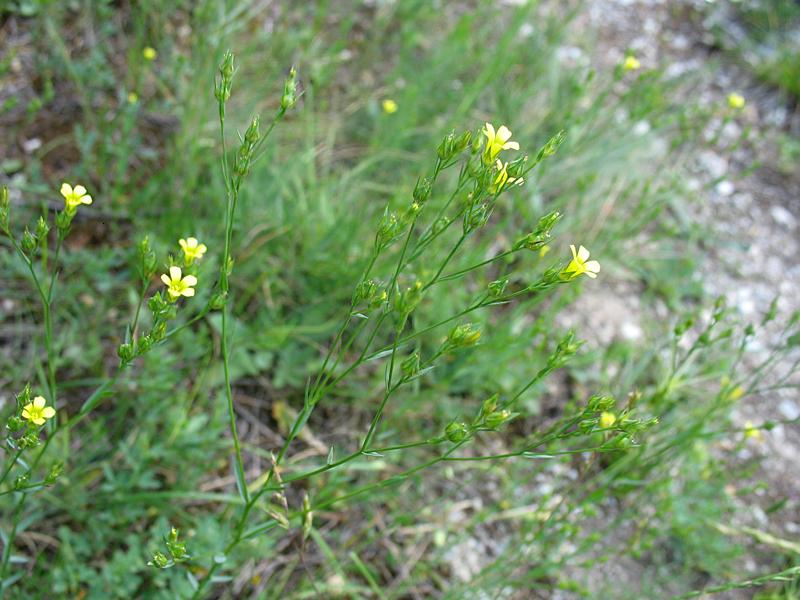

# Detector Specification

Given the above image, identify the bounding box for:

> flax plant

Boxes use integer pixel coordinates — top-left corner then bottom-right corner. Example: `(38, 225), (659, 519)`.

(177, 52), (669, 599)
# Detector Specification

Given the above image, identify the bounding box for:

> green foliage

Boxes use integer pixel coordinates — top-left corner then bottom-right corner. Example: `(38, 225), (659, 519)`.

(0, 1), (798, 599)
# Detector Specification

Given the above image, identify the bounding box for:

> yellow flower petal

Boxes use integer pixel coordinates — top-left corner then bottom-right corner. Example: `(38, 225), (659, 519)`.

(33, 395), (46, 408)
(577, 246), (590, 261)
(42, 406), (56, 419)
(161, 274), (172, 286)
(60, 183), (73, 197)
(169, 266), (182, 281)
(183, 275), (198, 287)
(181, 288), (195, 297)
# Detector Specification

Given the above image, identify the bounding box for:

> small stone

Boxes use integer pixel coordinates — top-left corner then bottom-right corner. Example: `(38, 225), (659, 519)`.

(715, 180), (735, 196)
(778, 400), (800, 421)
(770, 205), (796, 229)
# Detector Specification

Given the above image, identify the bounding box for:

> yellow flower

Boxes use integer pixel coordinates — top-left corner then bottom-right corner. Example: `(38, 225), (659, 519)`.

(21, 395), (56, 426)
(562, 244), (600, 279)
(60, 183), (93, 211)
(622, 55), (641, 72)
(143, 47), (157, 61)
(730, 385), (745, 400)
(128, 92), (139, 104)
(727, 93), (745, 109)
(161, 266), (197, 300)
(179, 237), (207, 264)
(599, 411), (616, 429)
(382, 99), (398, 114)
(489, 160), (524, 193)
(744, 421), (763, 442)
(482, 122), (519, 164)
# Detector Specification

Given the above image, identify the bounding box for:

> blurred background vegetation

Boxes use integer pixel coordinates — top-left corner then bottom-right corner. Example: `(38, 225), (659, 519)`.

(0, 0), (799, 598)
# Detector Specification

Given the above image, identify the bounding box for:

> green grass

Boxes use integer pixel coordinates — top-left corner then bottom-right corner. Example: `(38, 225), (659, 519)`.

(0, 1), (798, 598)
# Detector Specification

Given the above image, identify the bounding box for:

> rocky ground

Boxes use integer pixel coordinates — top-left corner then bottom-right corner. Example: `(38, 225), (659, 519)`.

(571, 0), (800, 595)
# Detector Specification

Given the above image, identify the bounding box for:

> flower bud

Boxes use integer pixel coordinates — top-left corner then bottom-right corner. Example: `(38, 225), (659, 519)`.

(484, 409), (512, 428)
(466, 203), (489, 232)
(506, 155), (528, 179)
(117, 343), (135, 363)
(215, 51), (235, 103)
(488, 278), (509, 297)
(413, 176), (432, 204)
(401, 352), (420, 378)
(446, 323), (481, 348)
(437, 131), (457, 161)
(535, 130), (566, 163)
(21, 227), (37, 252)
(395, 280), (424, 318)
(244, 115), (261, 144)
(149, 551), (170, 569)
(281, 66), (298, 110)
(674, 318), (693, 337)
(18, 431), (41, 449)
(455, 130), (472, 154)
(6, 415), (24, 432)
(210, 292), (227, 310)
(167, 528), (188, 561)
(376, 211), (401, 247)
(478, 394), (498, 420)
(138, 236), (157, 280)
(44, 462), (63, 485)
(56, 209), (73, 235)
(587, 394), (615, 412)
(445, 421), (469, 443)
(35, 216), (49, 240)
(13, 473), (29, 489)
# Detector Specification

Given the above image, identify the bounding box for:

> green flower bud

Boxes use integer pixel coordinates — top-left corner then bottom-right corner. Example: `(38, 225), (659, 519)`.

(446, 323), (481, 348)
(484, 409), (512, 428)
(21, 227), (37, 252)
(413, 176), (432, 204)
(149, 551), (170, 569)
(117, 343), (135, 363)
(210, 292), (227, 310)
(488, 278), (509, 297)
(18, 431), (40, 449)
(138, 236), (157, 279)
(44, 462), (63, 485)
(56, 209), (73, 235)
(166, 528), (188, 561)
(6, 415), (24, 432)
(244, 115), (261, 144)
(478, 394), (498, 420)
(13, 473), (29, 489)
(281, 66), (298, 110)
(445, 421), (469, 443)
(674, 318), (693, 336)
(437, 131), (457, 161)
(395, 280), (424, 318)
(535, 129), (566, 163)
(376, 211), (401, 247)
(587, 394), (615, 412)
(401, 352), (420, 378)
(506, 155), (528, 179)
(35, 216), (49, 240)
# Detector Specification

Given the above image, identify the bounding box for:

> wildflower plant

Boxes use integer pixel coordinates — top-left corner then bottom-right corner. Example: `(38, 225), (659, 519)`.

(0, 178), (203, 586)
(160, 52), (668, 599)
